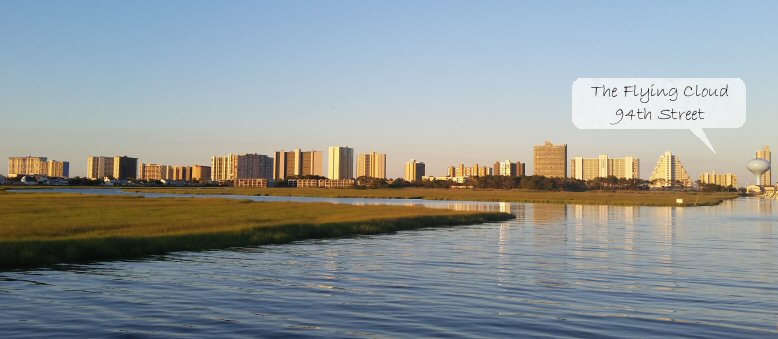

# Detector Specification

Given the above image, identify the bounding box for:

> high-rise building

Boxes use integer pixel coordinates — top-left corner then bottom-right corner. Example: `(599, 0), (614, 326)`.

(87, 156), (136, 179)
(649, 151), (691, 187)
(87, 156), (114, 179)
(492, 160), (525, 177)
(570, 155), (639, 181)
(300, 150), (323, 177)
(534, 141), (567, 178)
(274, 149), (323, 179)
(699, 172), (738, 187)
(169, 166), (192, 181)
(211, 153), (273, 182)
(756, 145), (771, 186)
(113, 156), (138, 180)
(46, 160), (69, 178)
(192, 165), (211, 182)
(8, 156), (47, 177)
(404, 159), (426, 182)
(328, 146), (354, 180)
(140, 163), (169, 180)
(356, 152), (386, 179)
(8, 157), (69, 178)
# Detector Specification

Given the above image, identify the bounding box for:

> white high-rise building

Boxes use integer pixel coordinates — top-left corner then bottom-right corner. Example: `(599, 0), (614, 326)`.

(649, 151), (691, 187)
(328, 146), (354, 180)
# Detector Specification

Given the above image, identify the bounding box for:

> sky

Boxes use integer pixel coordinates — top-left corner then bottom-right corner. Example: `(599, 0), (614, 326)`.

(2, 1), (777, 183)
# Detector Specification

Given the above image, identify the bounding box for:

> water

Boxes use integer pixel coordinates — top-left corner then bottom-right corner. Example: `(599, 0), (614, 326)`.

(2, 190), (777, 337)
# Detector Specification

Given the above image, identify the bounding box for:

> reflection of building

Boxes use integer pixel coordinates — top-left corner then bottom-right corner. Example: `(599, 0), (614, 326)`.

(534, 141), (567, 178)
(328, 146), (354, 179)
(7, 157), (68, 177)
(493, 160), (526, 177)
(532, 203), (567, 225)
(211, 153), (273, 182)
(649, 151), (691, 187)
(404, 159), (425, 182)
(699, 172), (737, 187)
(273, 149), (323, 180)
(357, 152), (386, 179)
(570, 155), (639, 180)
(756, 145), (771, 185)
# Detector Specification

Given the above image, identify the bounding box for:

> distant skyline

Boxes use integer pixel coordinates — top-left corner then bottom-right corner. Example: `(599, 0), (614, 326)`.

(2, 1), (777, 184)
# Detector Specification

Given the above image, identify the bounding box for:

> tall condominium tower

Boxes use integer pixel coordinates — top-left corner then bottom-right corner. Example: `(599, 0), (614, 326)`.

(113, 156), (138, 180)
(211, 153), (273, 182)
(87, 156), (114, 179)
(274, 149), (323, 179)
(492, 160), (526, 177)
(328, 146), (354, 180)
(8, 156), (47, 177)
(534, 141), (567, 178)
(356, 152), (386, 179)
(570, 155), (639, 181)
(756, 145), (771, 186)
(404, 159), (425, 182)
(649, 151), (691, 187)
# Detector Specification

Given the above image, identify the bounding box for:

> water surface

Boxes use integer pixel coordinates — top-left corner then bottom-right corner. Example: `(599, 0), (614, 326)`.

(1, 190), (777, 337)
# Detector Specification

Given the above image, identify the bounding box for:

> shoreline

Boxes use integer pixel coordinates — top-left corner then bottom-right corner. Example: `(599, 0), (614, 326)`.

(0, 192), (513, 269)
(122, 187), (738, 207)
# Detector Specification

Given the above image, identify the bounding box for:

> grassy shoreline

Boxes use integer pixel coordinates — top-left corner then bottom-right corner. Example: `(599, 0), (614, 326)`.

(0, 193), (512, 269)
(124, 187), (738, 207)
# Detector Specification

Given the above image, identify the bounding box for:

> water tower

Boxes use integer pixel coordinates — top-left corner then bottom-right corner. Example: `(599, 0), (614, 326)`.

(747, 158), (771, 186)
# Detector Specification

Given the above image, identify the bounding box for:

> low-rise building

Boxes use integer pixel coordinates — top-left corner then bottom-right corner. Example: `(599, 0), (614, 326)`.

(234, 178), (270, 188)
(422, 176), (468, 184)
(287, 179), (355, 188)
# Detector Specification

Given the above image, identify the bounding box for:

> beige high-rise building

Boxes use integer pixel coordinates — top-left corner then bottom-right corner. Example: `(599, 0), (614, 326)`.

(211, 153), (273, 182)
(492, 160), (525, 177)
(170, 166), (192, 181)
(140, 163), (169, 180)
(571, 155), (639, 181)
(649, 151), (691, 187)
(8, 157), (69, 178)
(8, 156), (47, 177)
(699, 172), (737, 187)
(192, 165), (211, 182)
(274, 149), (323, 179)
(534, 141), (567, 178)
(404, 159), (425, 182)
(756, 145), (771, 186)
(87, 156), (114, 179)
(46, 160), (70, 178)
(356, 152), (386, 179)
(328, 146), (354, 180)
(88, 156), (137, 179)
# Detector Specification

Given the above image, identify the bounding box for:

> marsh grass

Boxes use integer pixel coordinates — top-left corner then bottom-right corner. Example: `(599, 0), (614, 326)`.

(127, 187), (738, 207)
(0, 193), (512, 269)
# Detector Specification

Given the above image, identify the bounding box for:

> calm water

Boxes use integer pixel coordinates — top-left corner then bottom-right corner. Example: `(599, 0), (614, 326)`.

(2, 190), (778, 338)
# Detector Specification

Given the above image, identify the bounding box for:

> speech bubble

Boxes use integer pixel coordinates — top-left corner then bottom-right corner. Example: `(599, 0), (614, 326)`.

(572, 78), (746, 153)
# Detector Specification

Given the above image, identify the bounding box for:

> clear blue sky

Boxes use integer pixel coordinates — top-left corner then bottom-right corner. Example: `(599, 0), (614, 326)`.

(2, 1), (777, 183)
